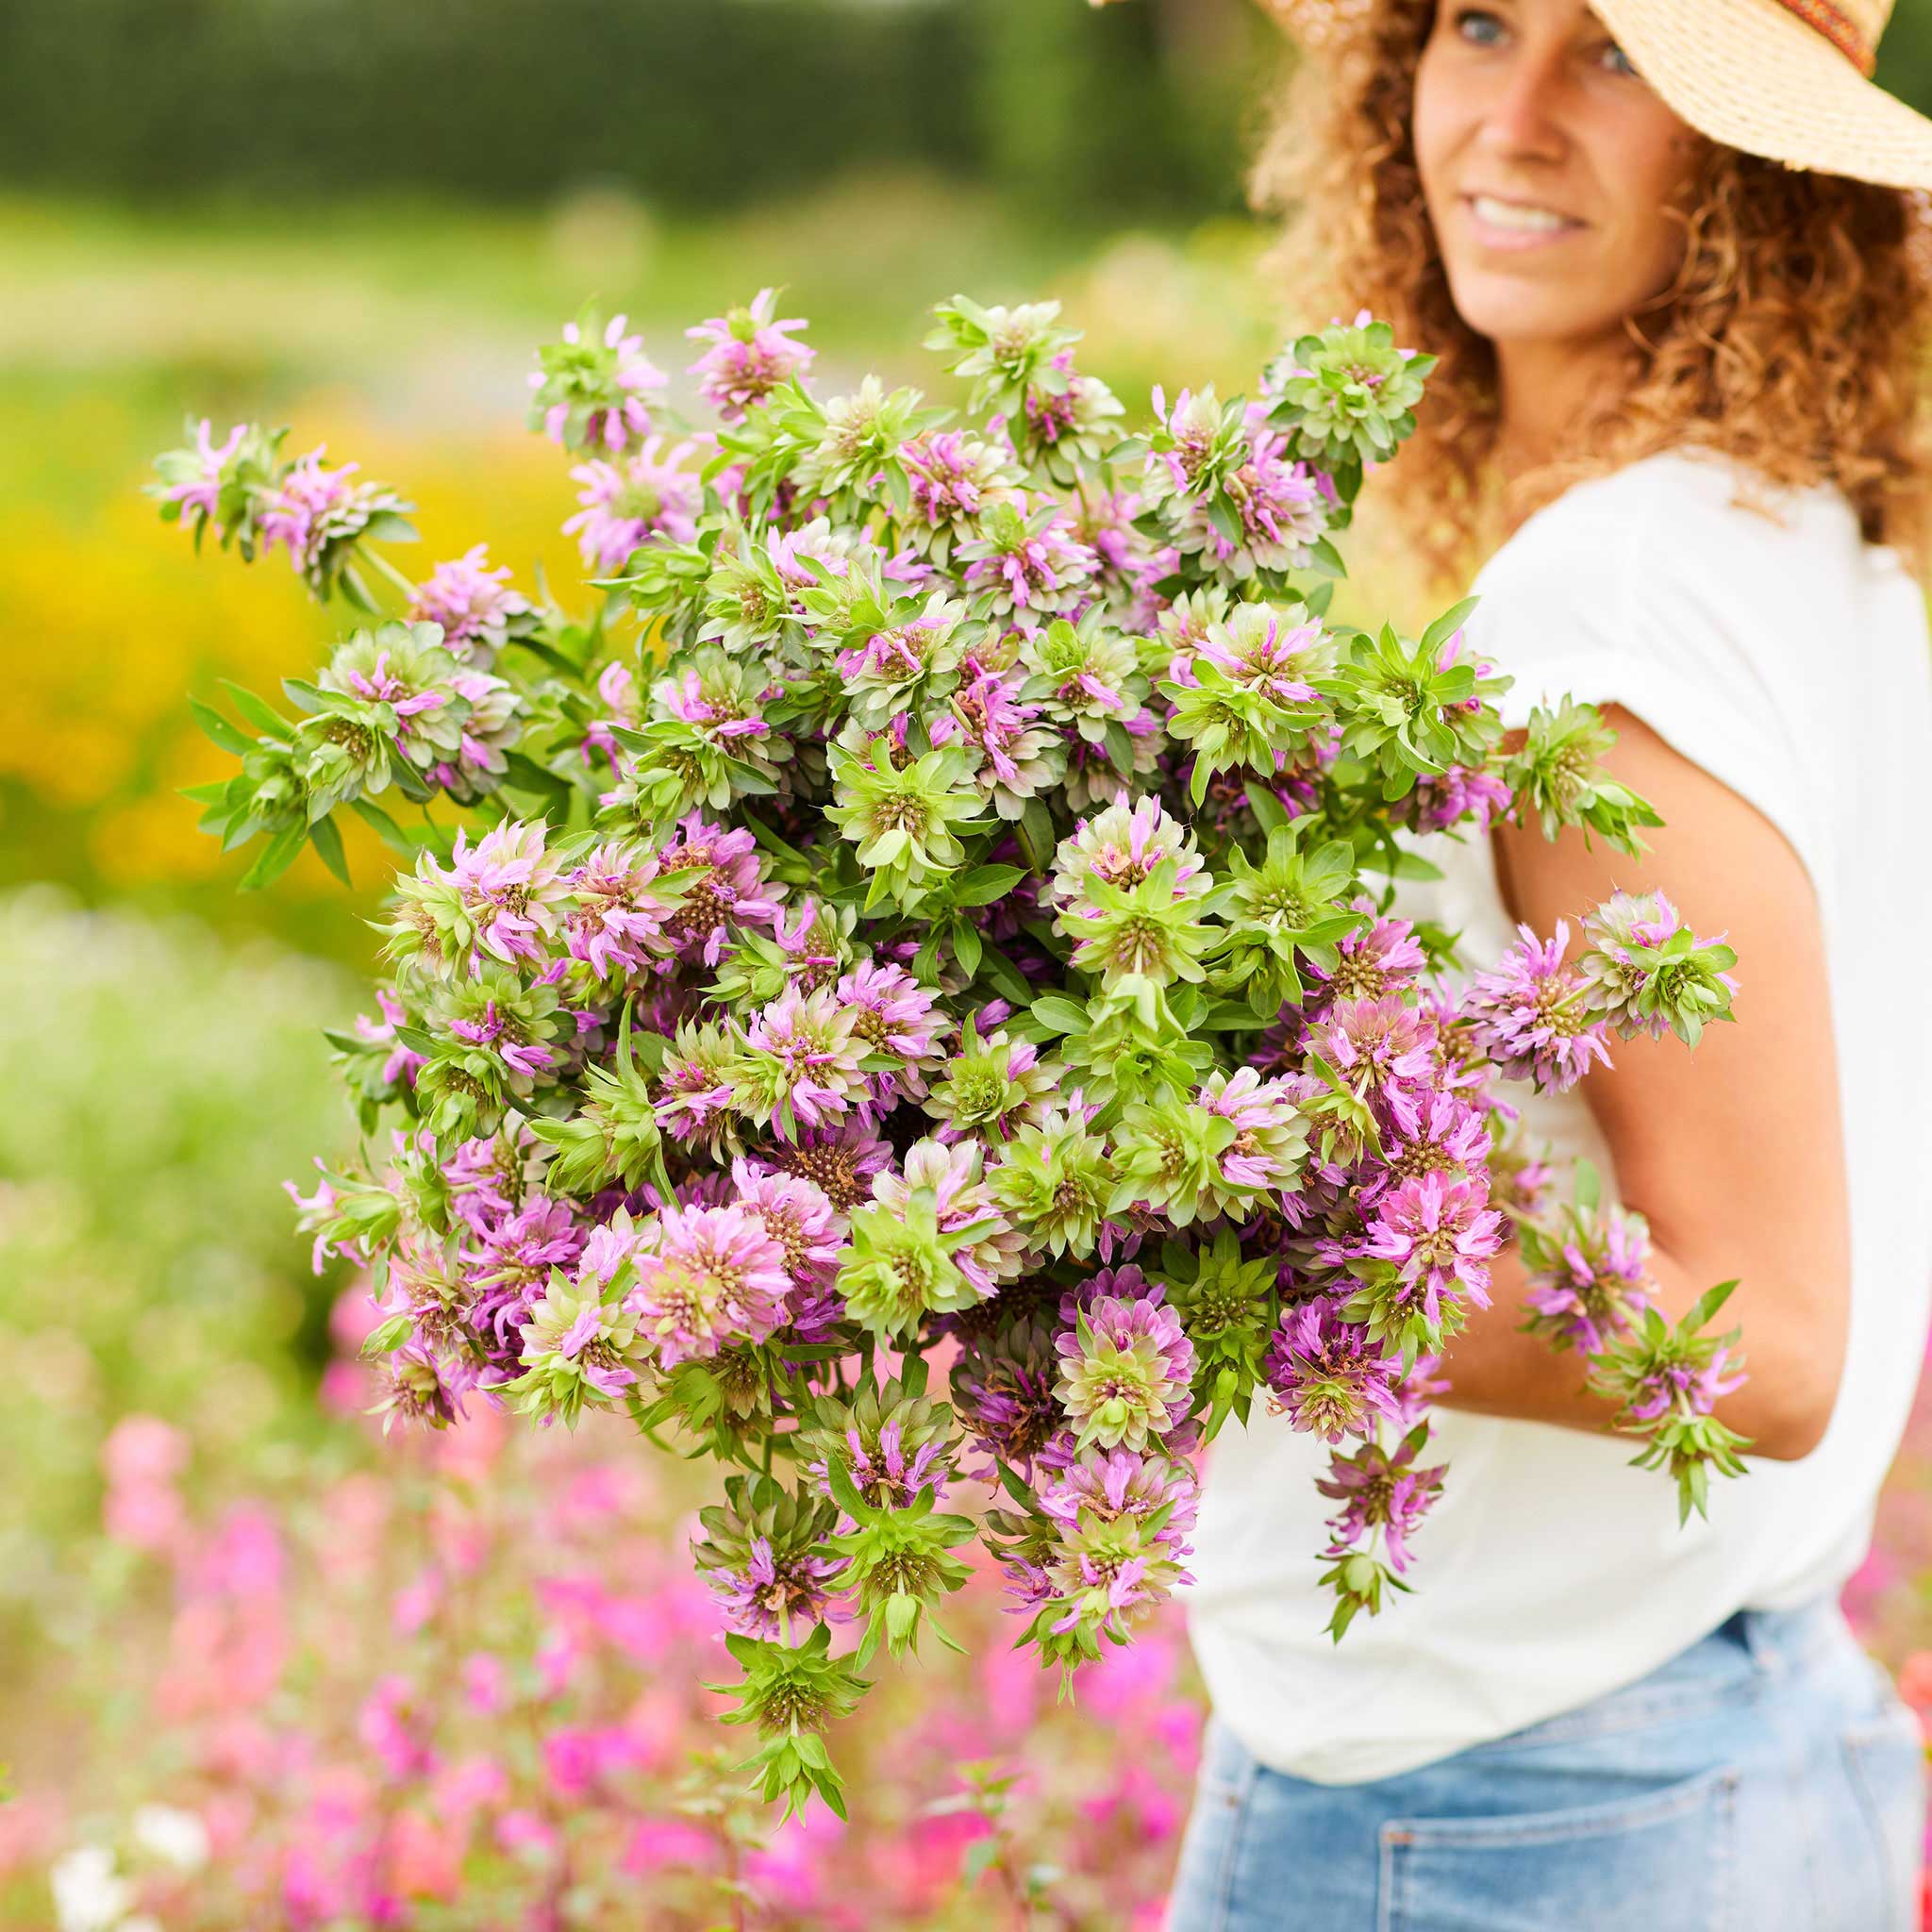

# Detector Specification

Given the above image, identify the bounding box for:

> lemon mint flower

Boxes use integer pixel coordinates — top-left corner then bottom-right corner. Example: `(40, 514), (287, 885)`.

(527, 308), (668, 453)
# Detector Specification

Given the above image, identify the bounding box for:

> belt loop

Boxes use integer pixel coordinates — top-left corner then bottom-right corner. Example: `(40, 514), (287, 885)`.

(1734, 1607), (1785, 1676)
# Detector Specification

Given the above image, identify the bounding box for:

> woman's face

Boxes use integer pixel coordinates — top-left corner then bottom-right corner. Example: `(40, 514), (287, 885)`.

(1413, 0), (1706, 351)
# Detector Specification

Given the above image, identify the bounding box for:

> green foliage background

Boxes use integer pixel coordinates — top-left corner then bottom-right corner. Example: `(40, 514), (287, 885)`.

(0, 0), (1279, 220)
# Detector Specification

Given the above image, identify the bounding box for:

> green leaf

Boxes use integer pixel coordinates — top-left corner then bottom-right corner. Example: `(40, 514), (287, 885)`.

(1244, 782), (1288, 834)
(1015, 797), (1057, 874)
(1683, 1278), (1740, 1334)
(976, 943), (1032, 1007)
(337, 565), (379, 615)
(952, 918), (984, 979)
(1574, 1159), (1601, 1216)
(187, 694), (254, 755)
(952, 864), (1026, 908)
(1420, 596), (1480, 655)
(963, 1837), (1002, 1887)
(237, 820), (308, 891)
(216, 679), (291, 736)
(503, 749), (573, 804)
(1026, 995), (1088, 1037)
(349, 795), (419, 858)
(884, 1592), (922, 1643)
(308, 812), (352, 888)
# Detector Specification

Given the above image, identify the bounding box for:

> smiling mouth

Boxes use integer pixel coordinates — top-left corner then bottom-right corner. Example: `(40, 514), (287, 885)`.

(1462, 192), (1585, 236)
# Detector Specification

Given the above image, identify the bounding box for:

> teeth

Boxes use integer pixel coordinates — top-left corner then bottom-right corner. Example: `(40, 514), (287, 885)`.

(1471, 194), (1572, 232)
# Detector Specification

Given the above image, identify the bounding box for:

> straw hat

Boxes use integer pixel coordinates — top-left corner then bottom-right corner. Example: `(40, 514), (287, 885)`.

(1251, 0), (1932, 192)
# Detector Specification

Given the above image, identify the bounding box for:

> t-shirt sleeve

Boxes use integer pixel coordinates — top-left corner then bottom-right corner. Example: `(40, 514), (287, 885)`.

(1464, 480), (1824, 885)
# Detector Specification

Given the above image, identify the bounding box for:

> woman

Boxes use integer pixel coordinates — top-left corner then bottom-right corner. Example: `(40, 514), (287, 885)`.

(1166, 2), (1932, 1927)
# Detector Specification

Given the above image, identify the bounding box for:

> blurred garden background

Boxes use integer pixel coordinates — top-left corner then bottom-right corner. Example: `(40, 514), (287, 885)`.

(6, 1), (1932, 1924)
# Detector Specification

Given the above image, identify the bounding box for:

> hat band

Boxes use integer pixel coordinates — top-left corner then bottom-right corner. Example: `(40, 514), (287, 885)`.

(1771, 0), (1878, 76)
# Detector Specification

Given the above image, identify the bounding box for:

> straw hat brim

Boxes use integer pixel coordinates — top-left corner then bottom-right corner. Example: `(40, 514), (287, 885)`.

(1589, 0), (1932, 192)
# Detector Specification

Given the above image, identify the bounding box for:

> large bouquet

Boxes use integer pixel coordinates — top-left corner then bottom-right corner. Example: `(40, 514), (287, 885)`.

(155, 291), (1746, 1818)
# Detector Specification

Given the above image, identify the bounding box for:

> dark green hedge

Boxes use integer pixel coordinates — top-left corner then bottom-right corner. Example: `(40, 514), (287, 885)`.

(1878, 8), (1932, 122)
(2, 0), (1917, 218)
(0, 0), (1271, 215)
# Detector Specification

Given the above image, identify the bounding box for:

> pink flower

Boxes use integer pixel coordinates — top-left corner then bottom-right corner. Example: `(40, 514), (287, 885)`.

(1465, 922), (1615, 1092)
(958, 505), (1100, 616)
(357, 1675), (439, 1782)
(461, 1652), (508, 1717)
(1407, 762), (1514, 835)
(161, 418), (244, 527)
(563, 439), (701, 574)
(1524, 1208), (1657, 1354)
(622, 1817), (718, 1875)
(835, 959), (948, 1111)
(256, 443), (364, 570)
(1624, 1345), (1747, 1425)
(351, 986), (425, 1090)
(1361, 1171), (1503, 1324)
(1317, 1430), (1446, 1576)
(559, 839), (676, 978)
(685, 288), (815, 422)
(441, 818), (567, 970)
(730, 1157), (846, 1303)
(1264, 1304), (1407, 1442)
(407, 544), (529, 660)
(743, 987), (870, 1138)
(1311, 993), (1439, 1137)
(496, 1808), (562, 1861)
(657, 812), (782, 965)
(901, 428), (1009, 528)
(701, 1533), (852, 1643)
(532, 311), (667, 452)
(101, 1413), (190, 1488)
(627, 1203), (791, 1369)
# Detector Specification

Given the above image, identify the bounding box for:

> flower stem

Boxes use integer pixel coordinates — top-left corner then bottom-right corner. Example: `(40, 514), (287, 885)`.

(357, 541), (419, 604)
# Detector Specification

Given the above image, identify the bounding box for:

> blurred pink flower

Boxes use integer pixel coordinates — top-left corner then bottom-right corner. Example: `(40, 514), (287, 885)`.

(1075, 1626), (1181, 1719)
(745, 1805), (844, 1912)
(622, 1816), (717, 1875)
(329, 1284), (384, 1351)
(0, 1793), (64, 1876)
(318, 1360), (370, 1418)
(357, 1676), (439, 1783)
(979, 1637), (1042, 1737)
(101, 1414), (191, 1487)
(385, 1807), (464, 1900)
(105, 1479), (186, 1553)
(461, 1651), (508, 1717)
(494, 1809), (560, 1861)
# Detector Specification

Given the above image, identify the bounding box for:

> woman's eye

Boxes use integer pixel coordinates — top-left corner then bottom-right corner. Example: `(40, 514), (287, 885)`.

(1601, 38), (1638, 75)
(1452, 7), (1507, 46)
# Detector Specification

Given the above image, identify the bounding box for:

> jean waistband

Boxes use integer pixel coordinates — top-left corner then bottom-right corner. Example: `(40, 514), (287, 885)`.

(1717, 1595), (1848, 1675)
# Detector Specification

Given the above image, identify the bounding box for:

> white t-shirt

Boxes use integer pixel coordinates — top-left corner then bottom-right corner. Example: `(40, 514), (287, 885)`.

(1183, 448), (1932, 1784)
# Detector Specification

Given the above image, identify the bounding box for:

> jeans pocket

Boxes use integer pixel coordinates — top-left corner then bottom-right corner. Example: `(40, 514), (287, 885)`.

(1379, 1762), (1738, 1932)
(1840, 1699), (1927, 1932)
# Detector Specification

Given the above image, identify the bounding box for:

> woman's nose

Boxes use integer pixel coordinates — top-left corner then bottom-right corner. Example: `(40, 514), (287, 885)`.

(1474, 55), (1571, 163)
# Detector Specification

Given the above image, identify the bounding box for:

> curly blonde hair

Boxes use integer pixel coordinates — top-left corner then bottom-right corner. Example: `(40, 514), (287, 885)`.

(1248, 0), (1932, 594)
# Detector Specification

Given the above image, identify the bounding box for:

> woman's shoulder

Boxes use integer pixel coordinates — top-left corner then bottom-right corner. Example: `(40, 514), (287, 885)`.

(1473, 448), (1862, 600)
(1461, 447), (1928, 890)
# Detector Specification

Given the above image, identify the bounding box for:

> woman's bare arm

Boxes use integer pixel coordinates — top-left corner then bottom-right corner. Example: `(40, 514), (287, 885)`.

(1436, 703), (1850, 1460)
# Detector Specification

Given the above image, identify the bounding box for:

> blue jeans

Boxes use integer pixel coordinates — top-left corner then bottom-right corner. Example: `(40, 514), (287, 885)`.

(1166, 1600), (1925, 1931)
